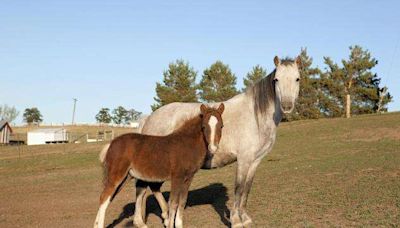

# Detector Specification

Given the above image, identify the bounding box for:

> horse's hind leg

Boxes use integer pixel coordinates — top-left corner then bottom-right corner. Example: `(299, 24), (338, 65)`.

(134, 180), (149, 228)
(149, 182), (168, 226)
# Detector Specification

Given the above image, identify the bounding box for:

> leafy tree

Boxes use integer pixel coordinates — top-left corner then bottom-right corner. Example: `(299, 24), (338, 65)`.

(95, 108), (112, 124)
(126, 109), (142, 122)
(0, 104), (19, 122)
(243, 65), (267, 91)
(320, 45), (392, 117)
(23, 107), (43, 124)
(112, 106), (128, 124)
(152, 60), (198, 111)
(286, 48), (321, 121)
(199, 61), (239, 102)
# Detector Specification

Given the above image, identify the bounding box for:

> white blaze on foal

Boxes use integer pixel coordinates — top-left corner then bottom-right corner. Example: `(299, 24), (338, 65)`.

(208, 115), (219, 153)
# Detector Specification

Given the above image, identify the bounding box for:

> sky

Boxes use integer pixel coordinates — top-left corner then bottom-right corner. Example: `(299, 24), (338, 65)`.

(1, 0), (399, 124)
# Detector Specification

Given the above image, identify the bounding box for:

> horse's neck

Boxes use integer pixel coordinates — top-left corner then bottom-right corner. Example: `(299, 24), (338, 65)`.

(227, 92), (281, 131)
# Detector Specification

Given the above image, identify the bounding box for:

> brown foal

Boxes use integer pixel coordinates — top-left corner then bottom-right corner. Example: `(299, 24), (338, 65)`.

(94, 104), (225, 228)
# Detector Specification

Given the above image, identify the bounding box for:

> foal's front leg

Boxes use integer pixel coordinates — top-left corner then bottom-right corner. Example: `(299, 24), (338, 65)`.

(175, 176), (193, 228)
(168, 177), (183, 228)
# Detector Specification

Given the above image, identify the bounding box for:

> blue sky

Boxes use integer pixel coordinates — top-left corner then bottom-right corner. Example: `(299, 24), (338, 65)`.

(1, 0), (399, 124)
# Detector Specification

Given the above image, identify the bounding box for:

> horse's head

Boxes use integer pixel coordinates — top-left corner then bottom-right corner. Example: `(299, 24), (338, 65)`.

(200, 103), (225, 153)
(273, 56), (301, 114)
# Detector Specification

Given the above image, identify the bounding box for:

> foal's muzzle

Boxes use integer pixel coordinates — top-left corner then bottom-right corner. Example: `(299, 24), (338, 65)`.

(208, 144), (218, 153)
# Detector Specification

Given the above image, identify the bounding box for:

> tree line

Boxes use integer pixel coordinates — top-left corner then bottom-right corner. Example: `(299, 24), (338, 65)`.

(0, 105), (142, 125)
(95, 106), (142, 124)
(152, 45), (392, 119)
(0, 105), (43, 124)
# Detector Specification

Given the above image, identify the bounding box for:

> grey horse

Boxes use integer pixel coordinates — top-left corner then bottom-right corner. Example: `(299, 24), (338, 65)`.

(134, 56), (301, 227)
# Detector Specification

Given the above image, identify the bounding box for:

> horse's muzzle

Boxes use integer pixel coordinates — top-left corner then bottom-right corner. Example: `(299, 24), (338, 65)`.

(281, 101), (294, 113)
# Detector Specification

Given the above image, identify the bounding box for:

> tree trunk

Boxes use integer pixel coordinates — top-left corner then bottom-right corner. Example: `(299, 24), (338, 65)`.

(346, 94), (351, 118)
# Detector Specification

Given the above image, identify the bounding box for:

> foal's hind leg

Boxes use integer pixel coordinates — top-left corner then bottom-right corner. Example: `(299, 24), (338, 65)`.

(94, 168), (129, 228)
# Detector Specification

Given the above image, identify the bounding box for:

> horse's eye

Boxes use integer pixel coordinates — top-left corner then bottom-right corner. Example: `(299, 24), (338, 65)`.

(273, 78), (278, 82)
(296, 78), (300, 82)
(221, 125), (224, 129)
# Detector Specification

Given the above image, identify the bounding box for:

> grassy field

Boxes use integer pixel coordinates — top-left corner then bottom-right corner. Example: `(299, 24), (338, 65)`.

(0, 113), (399, 227)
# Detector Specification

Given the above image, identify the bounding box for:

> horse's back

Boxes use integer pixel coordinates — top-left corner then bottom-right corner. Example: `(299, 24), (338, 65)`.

(141, 102), (201, 136)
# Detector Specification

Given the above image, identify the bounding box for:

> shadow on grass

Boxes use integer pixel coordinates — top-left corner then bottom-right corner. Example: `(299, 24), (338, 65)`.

(107, 183), (230, 227)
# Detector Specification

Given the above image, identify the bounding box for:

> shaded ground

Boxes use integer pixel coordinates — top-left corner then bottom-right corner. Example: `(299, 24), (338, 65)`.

(0, 112), (399, 227)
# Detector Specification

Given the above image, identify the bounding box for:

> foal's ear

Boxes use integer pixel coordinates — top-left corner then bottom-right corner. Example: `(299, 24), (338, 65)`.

(200, 104), (208, 115)
(274, 56), (280, 67)
(217, 103), (225, 114)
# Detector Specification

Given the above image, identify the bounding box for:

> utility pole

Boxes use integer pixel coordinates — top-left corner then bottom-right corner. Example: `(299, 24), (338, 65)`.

(72, 98), (77, 125)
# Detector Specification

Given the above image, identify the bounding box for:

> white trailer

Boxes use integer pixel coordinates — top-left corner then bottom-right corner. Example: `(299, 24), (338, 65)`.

(27, 128), (68, 145)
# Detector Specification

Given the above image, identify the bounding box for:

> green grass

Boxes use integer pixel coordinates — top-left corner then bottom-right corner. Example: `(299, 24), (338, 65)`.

(0, 112), (399, 227)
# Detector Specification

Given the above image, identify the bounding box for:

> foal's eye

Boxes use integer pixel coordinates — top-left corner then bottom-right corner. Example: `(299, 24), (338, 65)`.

(296, 78), (300, 82)
(273, 78), (278, 82)
(221, 125), (224, 129)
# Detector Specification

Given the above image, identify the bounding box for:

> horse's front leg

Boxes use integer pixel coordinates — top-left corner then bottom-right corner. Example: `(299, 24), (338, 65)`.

(239, 158), (263, 227)
(148, 182), (169, 227)
(133, 180), (149, 228)
(231, 160), (251, 228)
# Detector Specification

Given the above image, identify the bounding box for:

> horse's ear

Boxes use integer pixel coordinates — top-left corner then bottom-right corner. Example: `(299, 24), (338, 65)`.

(295, 56), (302, 68)
(274, 56), (280, 67)
(217, 103), (225, 114)
(200, 104), (207, 115)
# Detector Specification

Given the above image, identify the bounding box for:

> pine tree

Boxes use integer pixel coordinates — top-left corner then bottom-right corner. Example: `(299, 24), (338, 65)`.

(286, 48), (321, 120)
(320, 45), (392, 117)
(199, 61), (239, 102)
(152, 60), (198, 111)
(243, 65), (267, 91)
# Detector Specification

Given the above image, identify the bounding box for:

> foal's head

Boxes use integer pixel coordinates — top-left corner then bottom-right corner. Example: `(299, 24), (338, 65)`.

(200, 103), (225, 153)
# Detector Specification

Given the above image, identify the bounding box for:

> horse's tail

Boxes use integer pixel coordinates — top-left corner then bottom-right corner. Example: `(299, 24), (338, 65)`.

(99, 143), (110, 163)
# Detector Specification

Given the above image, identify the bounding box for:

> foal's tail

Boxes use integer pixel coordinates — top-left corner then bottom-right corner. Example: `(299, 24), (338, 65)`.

(99, 143), (110, 163)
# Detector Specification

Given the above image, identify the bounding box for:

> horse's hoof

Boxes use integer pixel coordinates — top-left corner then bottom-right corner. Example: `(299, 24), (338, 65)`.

(163, 218), (169, 227)
(232, 223), (244, 228)
(241, 213), (253, 227)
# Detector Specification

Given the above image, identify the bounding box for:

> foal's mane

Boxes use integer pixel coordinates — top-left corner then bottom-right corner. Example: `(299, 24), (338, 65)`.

(171, 114), (203, 136)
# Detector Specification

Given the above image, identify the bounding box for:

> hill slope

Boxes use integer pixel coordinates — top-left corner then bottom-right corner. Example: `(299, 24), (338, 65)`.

(0, 112), (399, 227)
